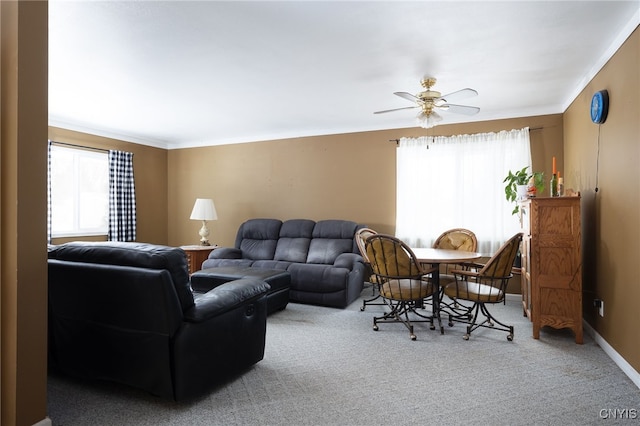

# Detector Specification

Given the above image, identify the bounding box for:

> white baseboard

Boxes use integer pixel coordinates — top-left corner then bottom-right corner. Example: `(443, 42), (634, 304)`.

(33, 417), (52, 426)
(506, 293), (640, 390)
(505, 293), (521, 302)
(583, 320), (640, 390)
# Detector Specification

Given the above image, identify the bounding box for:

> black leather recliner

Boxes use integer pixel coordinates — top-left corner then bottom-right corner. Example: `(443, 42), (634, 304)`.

(47, 241), (270, 401)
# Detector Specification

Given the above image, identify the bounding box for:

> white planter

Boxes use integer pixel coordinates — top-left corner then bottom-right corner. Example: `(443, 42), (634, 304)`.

(516, 184), (528, 200)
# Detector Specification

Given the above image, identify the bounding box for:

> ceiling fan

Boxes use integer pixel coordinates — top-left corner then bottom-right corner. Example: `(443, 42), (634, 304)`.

(374, 76), (480, 128)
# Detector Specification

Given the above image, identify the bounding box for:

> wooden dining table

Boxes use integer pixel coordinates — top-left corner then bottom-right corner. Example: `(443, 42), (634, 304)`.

(411, 247), (483, 333)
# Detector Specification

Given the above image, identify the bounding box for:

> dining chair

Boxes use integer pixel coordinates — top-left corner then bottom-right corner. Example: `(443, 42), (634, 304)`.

(432, 228), (478, 317)
(432, 228), (478, 286)
(365, 234), (437, 340)
(355, 227), (384, 311)
(444, 232), (523, 341)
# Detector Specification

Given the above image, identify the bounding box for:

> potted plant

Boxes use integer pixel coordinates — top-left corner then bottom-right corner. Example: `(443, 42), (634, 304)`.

(504, 166), (545, 215)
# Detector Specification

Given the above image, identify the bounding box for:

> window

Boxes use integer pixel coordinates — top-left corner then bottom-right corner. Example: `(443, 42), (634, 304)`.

(395, 128), (531, 255)
(49, 144), (109, 237)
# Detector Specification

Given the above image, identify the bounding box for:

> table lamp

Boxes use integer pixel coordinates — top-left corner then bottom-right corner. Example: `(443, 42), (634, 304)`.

(189, 198), (217, 246)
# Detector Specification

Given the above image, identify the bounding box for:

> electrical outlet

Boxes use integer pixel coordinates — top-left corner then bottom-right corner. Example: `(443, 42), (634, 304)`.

(594, 299), (604, 317)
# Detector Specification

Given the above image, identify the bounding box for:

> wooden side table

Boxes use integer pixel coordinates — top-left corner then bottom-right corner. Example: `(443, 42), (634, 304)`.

(181, 245), (217, 274)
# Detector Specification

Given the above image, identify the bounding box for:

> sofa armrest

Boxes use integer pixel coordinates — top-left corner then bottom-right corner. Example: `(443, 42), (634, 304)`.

(333, 252), (363, 269)
(184, 278), (270, 322)
(208, 247), (243, 259)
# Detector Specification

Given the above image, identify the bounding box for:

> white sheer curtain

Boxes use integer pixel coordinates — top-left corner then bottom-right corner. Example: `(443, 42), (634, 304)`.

(395, 127), (531, 255)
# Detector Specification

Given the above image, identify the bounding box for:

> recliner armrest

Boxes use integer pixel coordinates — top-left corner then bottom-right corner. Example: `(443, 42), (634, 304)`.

(190, 271), (229, 292)
(184, 278), (270, 322)
(208, 247), (243, 259)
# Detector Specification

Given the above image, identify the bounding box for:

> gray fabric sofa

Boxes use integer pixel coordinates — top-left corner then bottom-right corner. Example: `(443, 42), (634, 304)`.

(201, 218), (367, 308)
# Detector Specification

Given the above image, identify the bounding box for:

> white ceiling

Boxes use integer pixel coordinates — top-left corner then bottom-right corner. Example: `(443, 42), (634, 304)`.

(48, 1), (640, 150)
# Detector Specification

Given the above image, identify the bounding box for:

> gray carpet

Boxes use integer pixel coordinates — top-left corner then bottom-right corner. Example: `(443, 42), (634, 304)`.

(48, 291), (640, 425)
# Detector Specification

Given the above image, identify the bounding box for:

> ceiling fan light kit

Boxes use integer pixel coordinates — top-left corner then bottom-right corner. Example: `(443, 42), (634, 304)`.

(374, 76), (480, 128)
(416, 110), (442, 129)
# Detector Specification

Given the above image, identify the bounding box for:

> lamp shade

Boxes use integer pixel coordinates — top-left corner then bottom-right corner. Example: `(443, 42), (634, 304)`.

(190, 198), (218, 221)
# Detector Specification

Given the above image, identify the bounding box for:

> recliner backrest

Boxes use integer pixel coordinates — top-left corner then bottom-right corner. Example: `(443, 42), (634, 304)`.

(235, 218), (283, 260)
(307, 220), (360, 264)
(48, 241), (194, 311)
(274, 219), (315, 262)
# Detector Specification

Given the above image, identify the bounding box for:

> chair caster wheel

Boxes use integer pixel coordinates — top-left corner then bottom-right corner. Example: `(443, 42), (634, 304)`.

(463, 334), (470, 340)
(360, 306), (365, 311)
(430, 324), (435, 330)
(373, 325), (379, 331)
(507, 334), (513, 341)
(410, 334), (416, 341)
(448, 321), (453, 327)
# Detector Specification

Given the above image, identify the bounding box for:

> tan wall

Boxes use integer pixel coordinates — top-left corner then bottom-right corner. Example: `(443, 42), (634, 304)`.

(48, 127), (169, 245)
(3, 1), (636, 422)
(168, 115), (563, 250)
(1, 2), (49, 425)
(564, 27), (640, 372)
(168, 114), (562, 297)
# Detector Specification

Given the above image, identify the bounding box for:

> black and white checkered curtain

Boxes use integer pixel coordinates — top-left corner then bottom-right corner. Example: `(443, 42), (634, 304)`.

(108, 150), (137, 241)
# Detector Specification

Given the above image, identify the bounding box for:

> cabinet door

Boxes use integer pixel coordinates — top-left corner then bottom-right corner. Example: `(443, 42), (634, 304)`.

(521, 235), (532, 320)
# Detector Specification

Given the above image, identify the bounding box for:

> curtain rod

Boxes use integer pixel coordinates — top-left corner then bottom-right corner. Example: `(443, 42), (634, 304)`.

(49, 140), (110, 153)
(390, 126), (544, 144)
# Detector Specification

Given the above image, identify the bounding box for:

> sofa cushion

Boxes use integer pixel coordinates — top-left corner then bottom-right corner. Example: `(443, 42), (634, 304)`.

(48, 241), (194, 311)
(236, 219), (282, 260)
(274, 219), (315, 262)
(251, 260), (293, 270)
(307, 240), (353, 264)
(287, 263), (349, 293)
(306, 220), (359, 264)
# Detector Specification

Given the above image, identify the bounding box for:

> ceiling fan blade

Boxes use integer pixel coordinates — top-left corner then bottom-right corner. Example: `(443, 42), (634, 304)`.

(439, 88), (478, 103)
(374, 106), (419, 114)
(441, 103), (480, 115)
(394, 91), (420, 103)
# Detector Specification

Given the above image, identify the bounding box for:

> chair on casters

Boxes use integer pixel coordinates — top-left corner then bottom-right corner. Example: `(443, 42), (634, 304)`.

(432, 228), (478, 316)
(355, 227), (384, 311)
(444, 232), (522, 341)
(365, 234), (438, 341)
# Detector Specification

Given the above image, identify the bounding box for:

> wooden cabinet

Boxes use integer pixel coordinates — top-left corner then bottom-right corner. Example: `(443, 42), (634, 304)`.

(520, 197), (583, 344)
(181, 245), (216, 274)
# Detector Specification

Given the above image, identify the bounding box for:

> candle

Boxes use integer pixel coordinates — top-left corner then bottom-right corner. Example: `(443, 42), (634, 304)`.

(552, 156), (556, 175)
